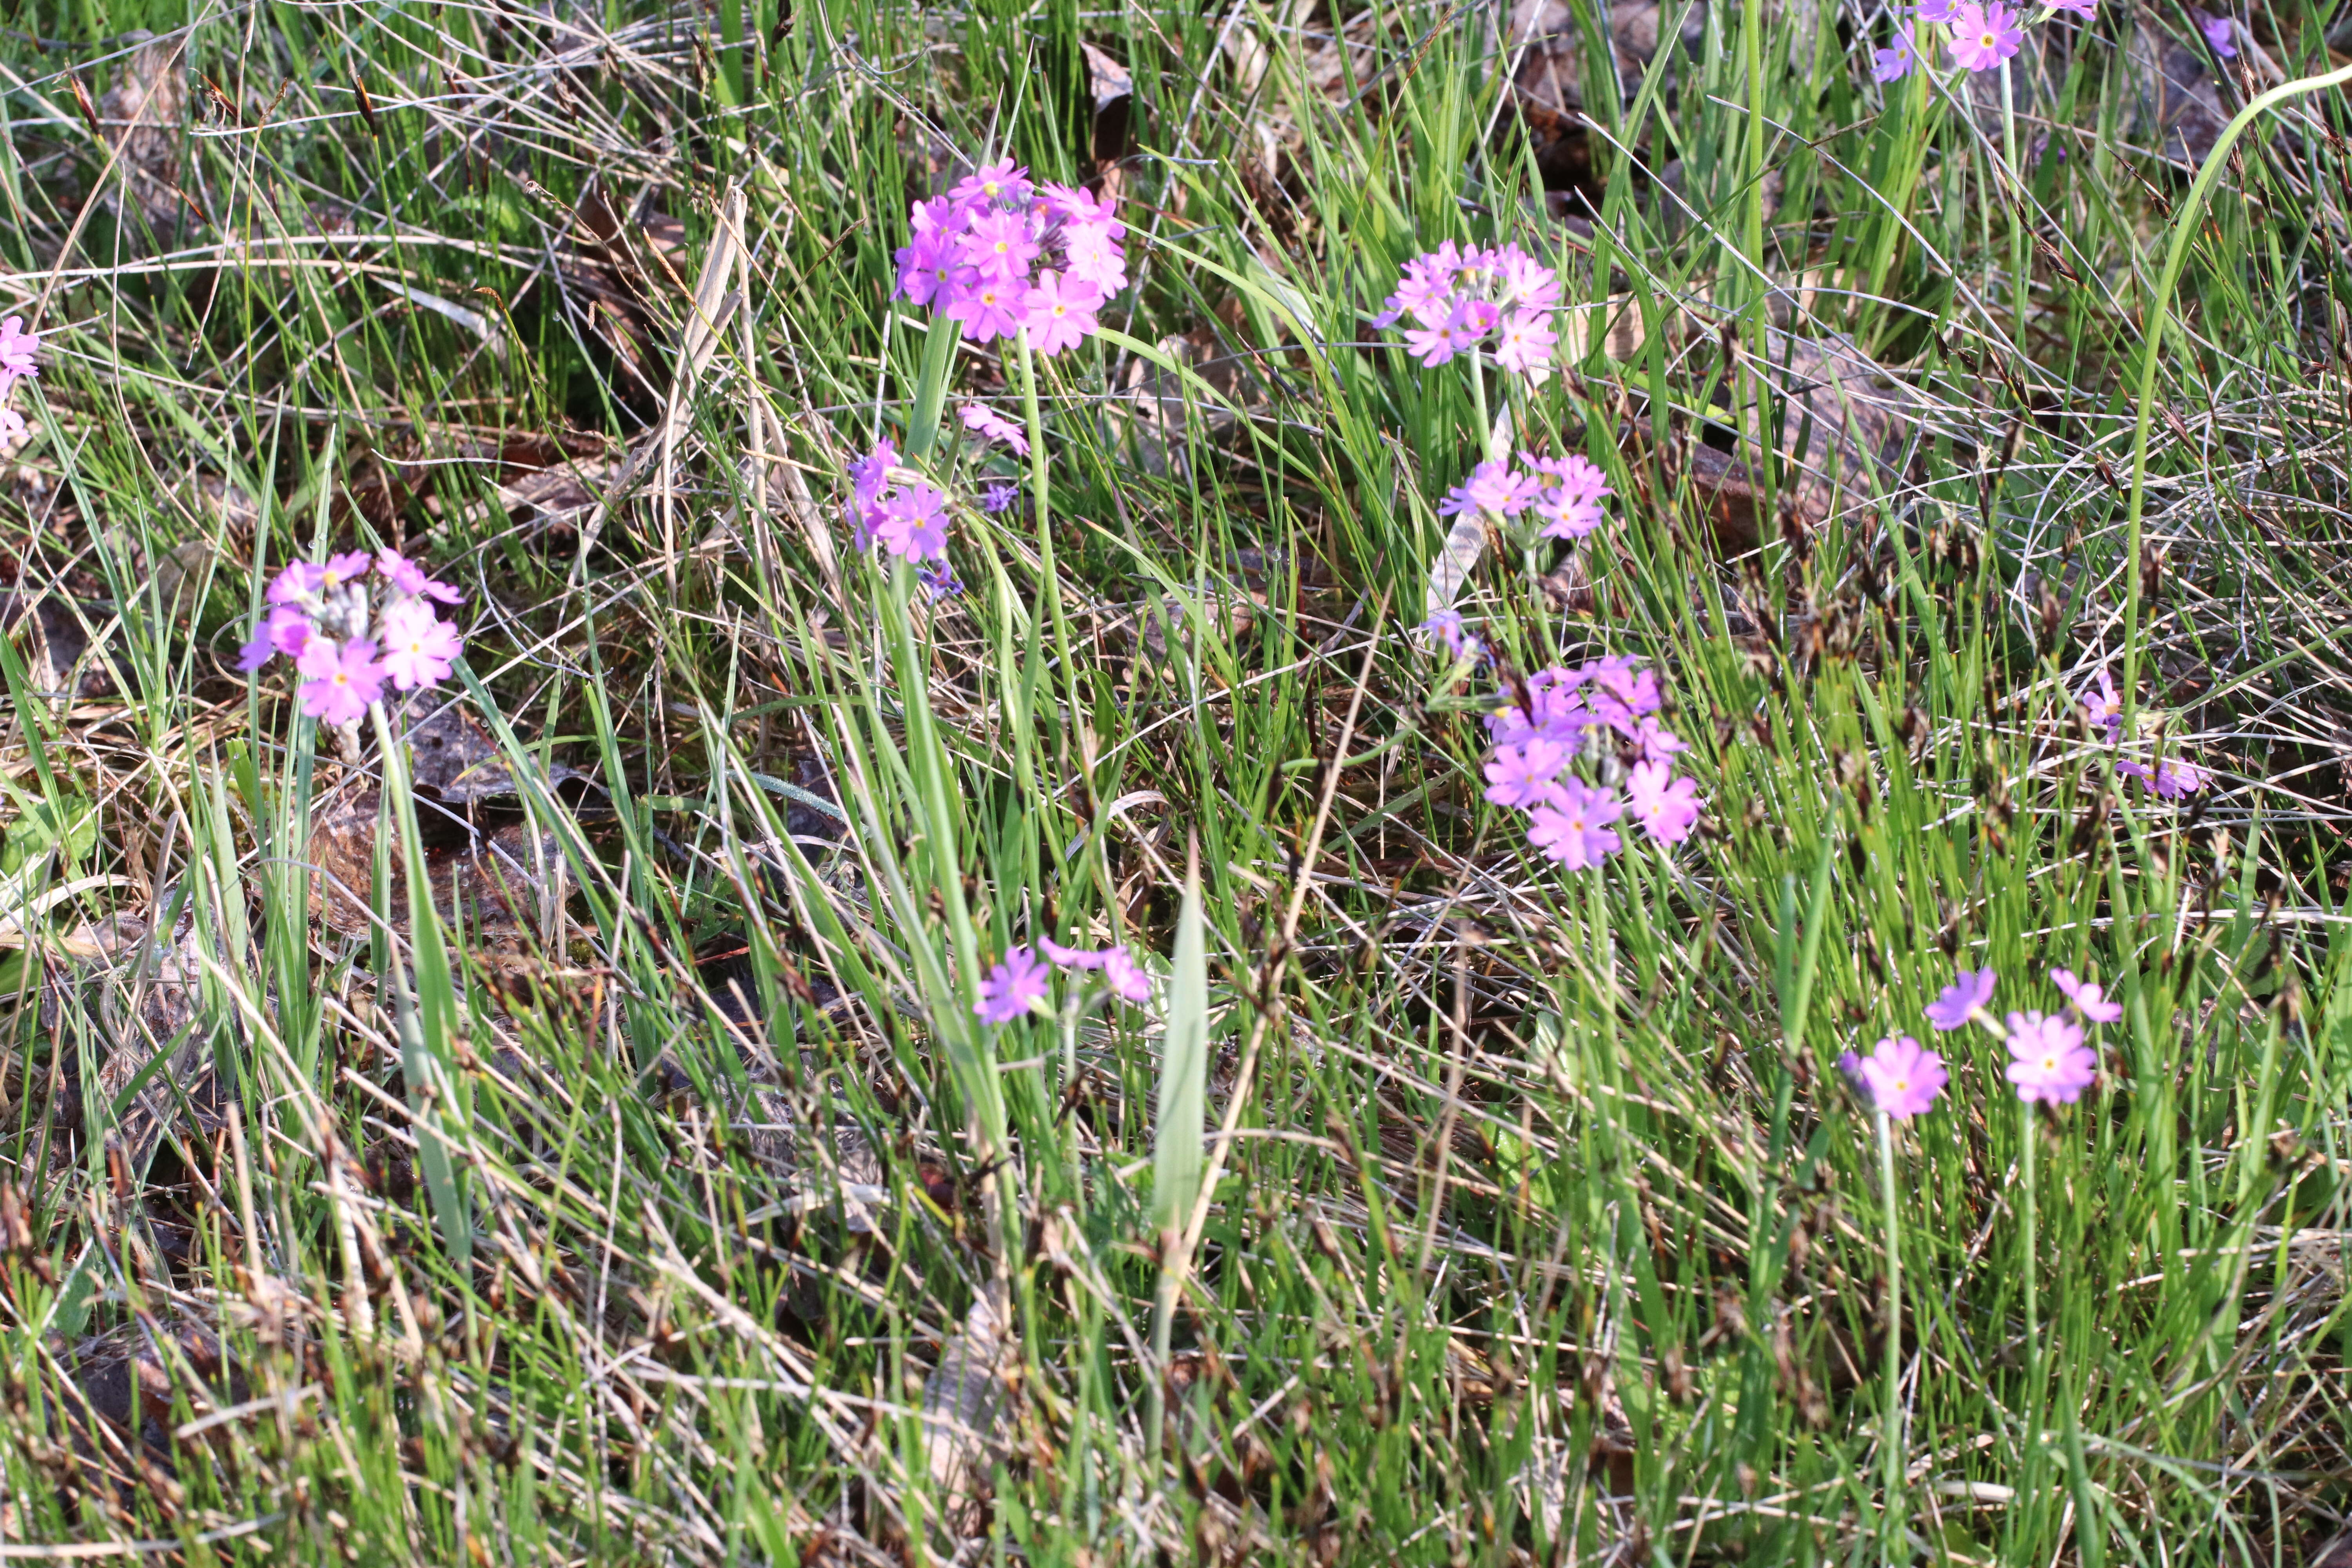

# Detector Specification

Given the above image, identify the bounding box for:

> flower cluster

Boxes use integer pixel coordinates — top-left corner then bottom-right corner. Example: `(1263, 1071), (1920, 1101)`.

(893, 161), (1126, 353)
(238, 550), (464, 727)
(1372, 242), (1562, 379)
(2079, 667), (2208, 799)
(0, 316), (41, 445)
(1438, 451), (1612, 539)
(1872, 0), (2109, 78)
(1483, 657), (1701, 867)
(1924, 963), (2119, 1104)
(974, 938), (1151, 1023)
(842, 439), (950, 563)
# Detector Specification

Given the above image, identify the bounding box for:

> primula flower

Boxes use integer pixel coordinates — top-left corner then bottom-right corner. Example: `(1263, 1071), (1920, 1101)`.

(975, 946), (1051, 1023)
(2194, 8), (2235, 53)
(958, 209), (1041, 281)
(1438, 458), (1541, 519)
(1914, 0), (1958, 21)
(849, 439), (898, 506)
(1486, 667), (1595, 749)
(1039, 937), (1107, 970)
(2080, 667), (2123, 742)
(1583, 656), (1662, 732)
(947, 278), (1029, 343)
(1529, 453), (1613, 539)
(1526, 777), (1622, 869)
(918, 561), (964, 601)
(980, 479), (1020, 515)
(377, 600), (461, 690)
(2004, 1010), (2098, 1103)
(2046, 0), (2094, 15)
(296, 636), (386, 727)
(1491, 311), (1559, 380)
(2118, 757), (2207, 799)
(1856, 1034), (1947, 1120)
(1485, 738), (1573, 809)
(1872, 23), (1917, 80)
(376, 550), (463, 605)
(875, 484), (950, 562)
(1949, 2), (2024, 69)
(237, 603), (314, 671)
(1925, 965), (1997, 1032)
(1625, 760), (1701, 843)
(958, 403), (1029, 455)
(1628, 717), (1689, 766)
(1102, 947), (1151, 1004)
(1376, 243), (1560, 378)
(0, 317), (39, 382)
(893, 229), (960, 307)
(1023, 271), (1101, 356)
(950, 158), (1032, 209)
(268, 561), (327, 605)
(0, 408), (24, 445)
(1420, 608), (1484, 663)
(2051, 967), (2123, 1024)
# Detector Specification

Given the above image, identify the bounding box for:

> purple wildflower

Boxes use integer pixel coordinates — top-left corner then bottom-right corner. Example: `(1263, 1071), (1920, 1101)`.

(1376, 243), (1560, 378)
(1915, 0), (1959, 20)
(2080, 667), (2123, 742)
(0, 317), (39, 382)
(2118, 757), (2207, 799)
(1628, 718), (1689, 766)
(1526, 777), (1622, 869)
(295, 636), (386, 727)
(1857, 1034), (1947, 1120)
(2194, 8), (2235, 53)
(1491, 310), (1558, 380)
(849, 439), (897, 506)
(1625, 760), (1701, 844)
(1872, 23), (1917, 80)
(1438, 458), (1541, 519)
(975, 946), (1051, 1023)
(377, 601), (461, 691)
(1485, 737), (1573, 809)
(947, 277), (1029, 343)
(1103, 947), (1151, 1003)
(1023, 270), (1102, 356)
(2051, 967), (2123, 1024)
(1039, 937), (1106, 970)
(1421, 608), (1485, 663)
(958, 403), (1030, 455)
(958, 208), (1041, 281)
(875, 484), (950, 562)
(918, 561), (964, 601)
(238, 603), (314, 672)
(1924, 966), (1998, 1032)
(376, 550), (463, 605)
(2004, 1010), (2098, 1104)
(980, 479), (1020, 514)
(1949, 2), (2024, 69)
(1486, 667), (1595, 749)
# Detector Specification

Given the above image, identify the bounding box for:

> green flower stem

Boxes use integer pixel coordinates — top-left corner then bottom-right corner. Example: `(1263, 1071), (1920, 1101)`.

(1877, 1108), (1906, 1558)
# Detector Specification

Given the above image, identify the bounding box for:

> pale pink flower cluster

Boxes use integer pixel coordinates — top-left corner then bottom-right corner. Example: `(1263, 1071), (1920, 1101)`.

(1438, 451), (1612, 539)
(0, 316), (41, 445)
(975, 937), (1151, 1023)
(894, 160), (1126, 354)
(1483, 657), (1701, 867)
(1372, 242), (1561, 381)
(1873, 0), (2087, 79)
(238, 550), (464, 727)
(2078, 667), (2209, 800)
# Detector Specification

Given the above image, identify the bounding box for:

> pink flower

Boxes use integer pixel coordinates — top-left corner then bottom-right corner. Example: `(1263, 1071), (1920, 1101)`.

(1402, 319), (1463, 366)
(975, 946), (1051, 1023)
(1491, 310), (1557, 380)
(377, 600), (462, 690)
(0, 317), (39, 381)
(1060, 228), (1127, 295)
(957, 209), (1042, 281)
(295, 636), (386, 727)
(1526, 777), (1622, 869)
(1044, 182), (1125, 240)
(1022, 271), (1100, 356)
(1625, 760), (1701, 844)
(1857, 1034), (1947, 1119)
(1419, 608), (1483, 662)
(268, 561), (327, 605)
(1529, 453), (1612, 539)
(2051, 967), (2123, 1024)
(1485, 738), (1573, 809)
(894, 229), (960, 307)
(1915, 0), (1959, 20)
(2004, 1011), (2097, 1104)
(950, 159), (1032, 211)
(1493, 246), (1561, 312)
(376, 550), (462, 605)
(1872, 23), (1917, 80)
(1486, 668), (1595, 748)
(1629, 718), (1688, 766)
(1583, 657), (1661, 731)
(946, 277), (1029, 343)
(849, 439), (898, 506)
(0, 407), (24, 445)
(958, 403), (1030, 455)
(1438, 458), (1540, 518)
(874, 484), (949, 562)
(237, 604), (314, 671)
(2080, 667), (2123, 742)
(1040, 937), (1106, 970)
(1102, 947), (1151, 1003)
(2116, 756), (2207, 799)
(1949, 2), (2024, 70)
(1925, 965), (1997, 1032)
(2047, 0), (2094, 14)
(980, 480), (1019, 514)
(2194, 8), (2234, 52)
